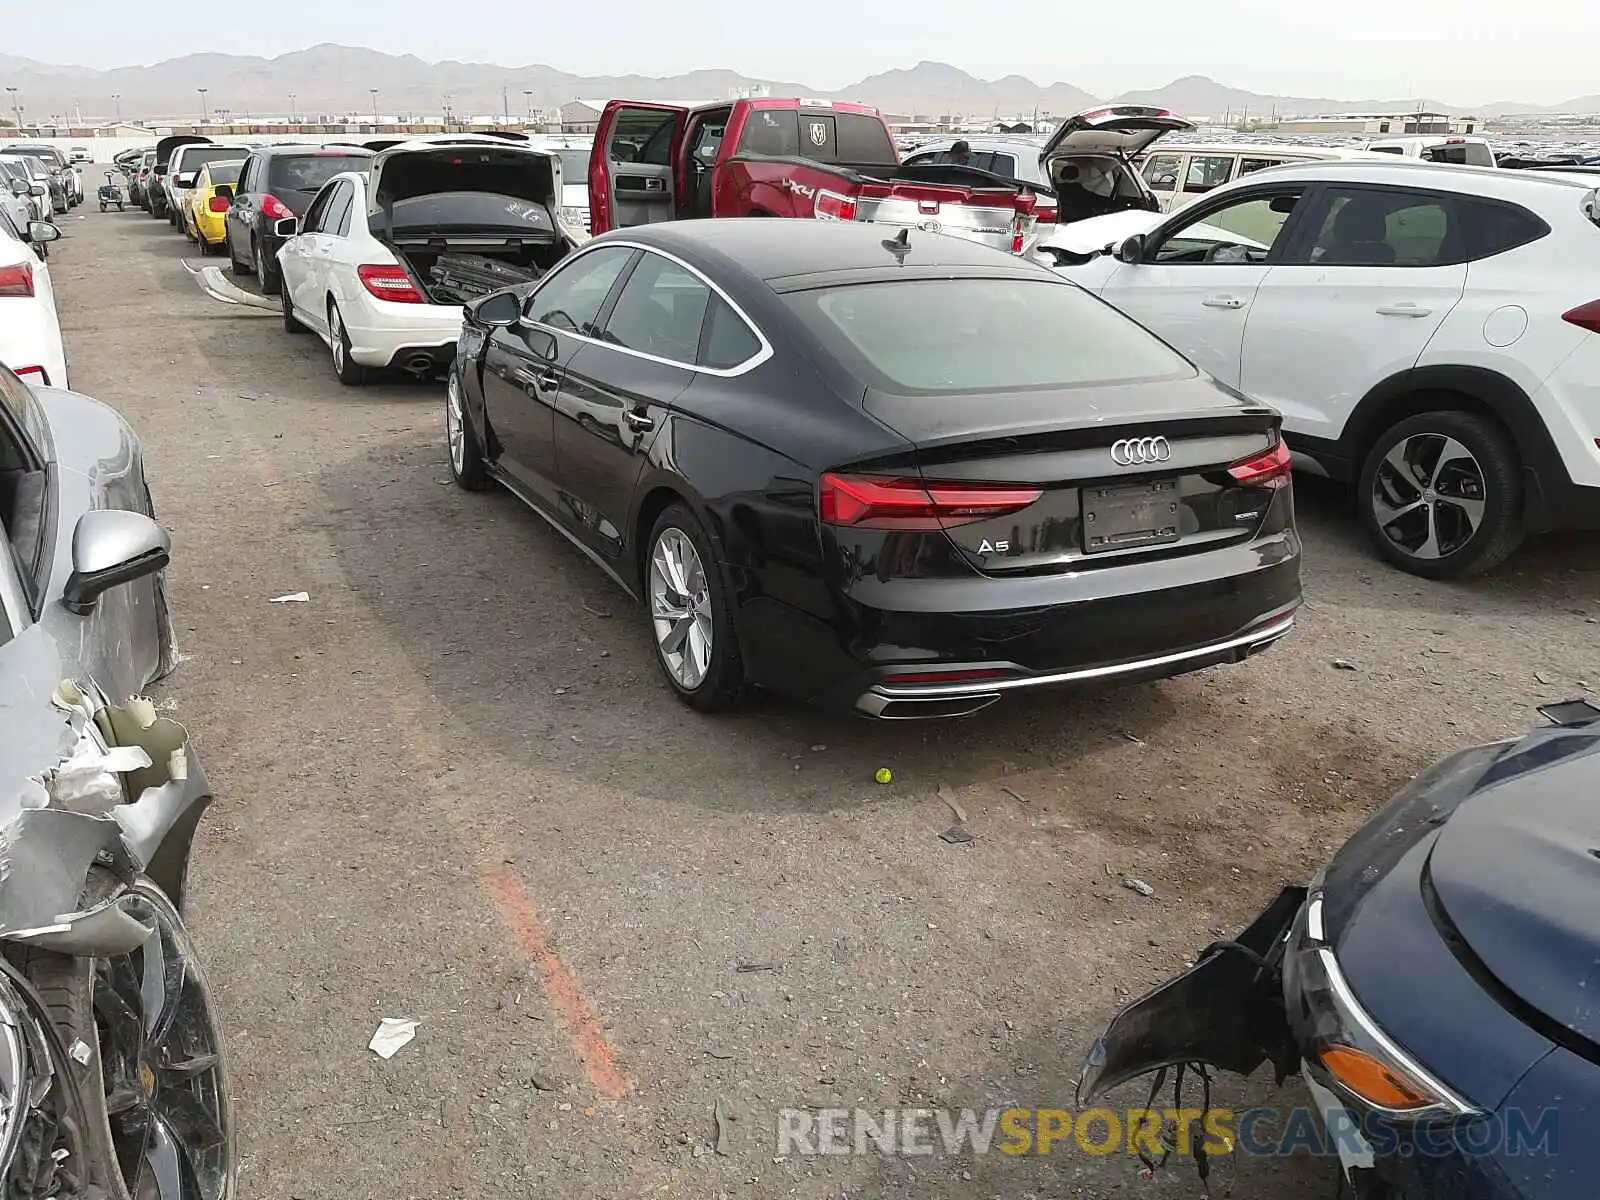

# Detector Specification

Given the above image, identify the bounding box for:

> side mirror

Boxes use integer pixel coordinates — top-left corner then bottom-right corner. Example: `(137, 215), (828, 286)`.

(1115, 234), (1146, 264)
(62, 511), (171, 616)
(273, 216), (298, 237)
(473, 290), (522, 328)
(29, 183), (46, 198)
(27, 221), (60, 245)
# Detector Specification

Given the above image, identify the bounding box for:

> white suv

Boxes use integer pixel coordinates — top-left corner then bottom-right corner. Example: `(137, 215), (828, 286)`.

(1056, 158), (1600, 577)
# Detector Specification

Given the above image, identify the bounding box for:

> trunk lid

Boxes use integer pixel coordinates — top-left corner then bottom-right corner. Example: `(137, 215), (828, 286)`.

(861, 376), (1281, 574)
(1040, 105), (1195, 162)
(154, 133), (212, 169)
(369, 143), (558, 214)
(1425, 724), (1600, 1054)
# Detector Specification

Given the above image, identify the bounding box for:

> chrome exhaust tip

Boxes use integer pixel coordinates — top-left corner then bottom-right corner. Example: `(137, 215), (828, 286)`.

(403, 353), (435, 375)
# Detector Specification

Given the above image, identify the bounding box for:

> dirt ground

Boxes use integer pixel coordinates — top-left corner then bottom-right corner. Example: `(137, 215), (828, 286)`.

(44, 207), (1600, 1198)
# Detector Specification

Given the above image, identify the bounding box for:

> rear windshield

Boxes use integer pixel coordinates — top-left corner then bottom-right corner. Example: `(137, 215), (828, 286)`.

(784, 277), (1193, 393)
(737, 109), (897, 165)
(268, 154), (370, 193)
(179, 146), (247, 172)
(1421, 142), (1495, 167)
(207, 162), (242, 185)
(555, 150), (590, 182)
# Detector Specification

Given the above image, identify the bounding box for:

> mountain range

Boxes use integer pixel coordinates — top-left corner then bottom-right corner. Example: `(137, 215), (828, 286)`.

(1, 48), (1595, 124)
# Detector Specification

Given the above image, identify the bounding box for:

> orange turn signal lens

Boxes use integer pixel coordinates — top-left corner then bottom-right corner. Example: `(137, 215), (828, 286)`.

(1317, 1045), (1436, 1111)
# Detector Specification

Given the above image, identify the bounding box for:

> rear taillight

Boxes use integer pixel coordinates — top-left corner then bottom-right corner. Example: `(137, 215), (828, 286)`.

(1035, 203), (1058, 224)
(819, 473), (1042, 530)
(260, 193), (293, 220)
(814, 190), (858, 222)
(0, 262), (35, 297)
(207, 195), (230, 212)
(357, 264), (424, 304)
(1563, 300), (1600, 334)
(1228, 440), (1293, 489)
(14, 365), (46, 383)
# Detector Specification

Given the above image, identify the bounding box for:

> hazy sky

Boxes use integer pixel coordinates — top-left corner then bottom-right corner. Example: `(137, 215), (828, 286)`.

(15, 0), (1600, 104)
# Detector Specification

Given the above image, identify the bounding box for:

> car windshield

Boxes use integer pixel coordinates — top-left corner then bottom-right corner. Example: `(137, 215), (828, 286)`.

(206, 162), (242, 185)
(269, 154), (369, 193)
(784, 277), (1194, 393)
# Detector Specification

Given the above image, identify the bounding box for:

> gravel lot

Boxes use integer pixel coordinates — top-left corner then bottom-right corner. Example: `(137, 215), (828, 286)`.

(44, 208), (1600, 1198)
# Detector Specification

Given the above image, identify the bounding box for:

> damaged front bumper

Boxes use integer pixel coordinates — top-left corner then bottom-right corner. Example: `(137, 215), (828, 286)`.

(2, 684), (214, 958)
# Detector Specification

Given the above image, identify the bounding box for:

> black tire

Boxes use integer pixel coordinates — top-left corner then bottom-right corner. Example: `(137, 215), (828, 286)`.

(645, 503), (745, 711)
(328, 301), (366, 386)
(1357, 408), (1524, 579)
(281, 285), (305, 333)
(12, 872), (236, 1200)
(254, 239), (281, 296)
(446, 372), (492, 490)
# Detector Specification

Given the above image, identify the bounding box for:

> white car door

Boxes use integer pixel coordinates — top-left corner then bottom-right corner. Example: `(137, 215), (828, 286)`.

(316, 180), (363, 335)
(1240, 184), (1468, 446)
(1093, 183), (1309, 387)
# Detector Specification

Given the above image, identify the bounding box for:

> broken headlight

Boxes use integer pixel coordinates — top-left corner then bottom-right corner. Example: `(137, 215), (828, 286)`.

(1283, 893), (1477, 1120)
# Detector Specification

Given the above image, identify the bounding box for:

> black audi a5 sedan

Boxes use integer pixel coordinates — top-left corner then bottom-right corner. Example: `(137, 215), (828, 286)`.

(447, 219), (1302, 717)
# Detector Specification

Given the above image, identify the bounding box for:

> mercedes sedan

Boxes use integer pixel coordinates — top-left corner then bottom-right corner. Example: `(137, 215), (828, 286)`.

(447, 220), (1302, 718)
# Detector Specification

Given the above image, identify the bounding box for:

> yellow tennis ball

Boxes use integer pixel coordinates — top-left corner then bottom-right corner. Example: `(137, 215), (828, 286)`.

(875, 767), (893, 785)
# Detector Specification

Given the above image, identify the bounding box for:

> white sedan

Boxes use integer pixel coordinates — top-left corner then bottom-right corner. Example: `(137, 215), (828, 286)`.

(275, 137), (579, 386)
(0, 215), (66, 389)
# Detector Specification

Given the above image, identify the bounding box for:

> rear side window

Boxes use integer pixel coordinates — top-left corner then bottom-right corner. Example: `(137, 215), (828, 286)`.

(783, 278), (1193, 394)
(1458, 199), (1548, 259)
(699, 297), (762, 370)
(739, 109), (800, 157)
(268, 154), (369, 194)
(1239, 156), (1287, 176)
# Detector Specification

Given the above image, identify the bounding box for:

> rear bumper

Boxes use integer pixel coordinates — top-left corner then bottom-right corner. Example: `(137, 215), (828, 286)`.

(740, 528), (1301, 717)
(341, 295), (465, 367)
(855, 608), (1296, 717)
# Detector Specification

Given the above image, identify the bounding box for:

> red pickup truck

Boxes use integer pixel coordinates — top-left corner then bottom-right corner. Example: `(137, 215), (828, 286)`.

(586, 97), (1045, 254)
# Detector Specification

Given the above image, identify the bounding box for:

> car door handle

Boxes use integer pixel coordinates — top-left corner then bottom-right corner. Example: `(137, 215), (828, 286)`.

(1375, 303), (1432, 317)
(535, 369), (561, 393)
(1201, 295), (1245, 309)
(622, 410), (654, 432)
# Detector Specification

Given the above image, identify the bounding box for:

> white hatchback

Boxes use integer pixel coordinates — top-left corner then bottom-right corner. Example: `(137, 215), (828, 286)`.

(1056, 158), (1600, 577)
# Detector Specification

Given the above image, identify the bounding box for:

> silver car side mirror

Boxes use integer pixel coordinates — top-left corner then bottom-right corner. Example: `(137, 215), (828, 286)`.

(29, 183), (46, 198)
(28, 221), (60, 245)
(62, 511), (171, 616)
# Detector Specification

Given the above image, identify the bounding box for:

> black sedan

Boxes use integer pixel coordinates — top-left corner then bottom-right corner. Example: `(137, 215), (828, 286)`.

(447, 220), (1301, 717)
(1079, 699), (1600, 1198)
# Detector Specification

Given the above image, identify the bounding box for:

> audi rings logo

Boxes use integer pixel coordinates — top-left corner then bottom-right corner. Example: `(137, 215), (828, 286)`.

(1110, 436), (1172, 466)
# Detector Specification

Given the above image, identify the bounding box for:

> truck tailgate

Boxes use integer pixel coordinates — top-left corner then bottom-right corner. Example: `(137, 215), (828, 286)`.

(824, 176), (1039, 256)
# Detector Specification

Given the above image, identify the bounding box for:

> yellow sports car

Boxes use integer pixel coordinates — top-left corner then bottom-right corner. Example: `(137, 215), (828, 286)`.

(185, 159), (245, 255)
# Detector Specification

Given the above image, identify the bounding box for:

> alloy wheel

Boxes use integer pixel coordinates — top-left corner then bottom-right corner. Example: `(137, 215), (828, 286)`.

(649, 528), (714, 690)
(1370, 432), (1487, 560)
(94, 885), (233, 1200)
(446, 375), (466, 473)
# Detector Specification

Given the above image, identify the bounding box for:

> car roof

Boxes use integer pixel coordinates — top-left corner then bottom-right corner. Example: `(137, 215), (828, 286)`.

(1226, 156), (1597, 202)
(605, 219), (1048, 287)
(247, 144), (374, 159)
(910, 135), (1045, 153)
(1155, 142), (1388, 159)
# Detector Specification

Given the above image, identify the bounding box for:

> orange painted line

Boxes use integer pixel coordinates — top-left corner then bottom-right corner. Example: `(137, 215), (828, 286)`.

(482, 862), (632, 1100)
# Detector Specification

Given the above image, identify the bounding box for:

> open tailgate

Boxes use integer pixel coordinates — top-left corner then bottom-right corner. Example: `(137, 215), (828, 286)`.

(818, 169), (1041, 255)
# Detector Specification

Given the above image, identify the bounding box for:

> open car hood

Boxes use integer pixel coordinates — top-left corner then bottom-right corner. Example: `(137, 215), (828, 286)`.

(368, 142), (557, 211)
(1425, 723), (1600, 1053)
(1040, 105), (1195, 161)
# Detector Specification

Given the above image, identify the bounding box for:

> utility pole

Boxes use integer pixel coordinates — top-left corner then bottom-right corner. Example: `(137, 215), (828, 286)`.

(289, 92), (297, 123)
(197, 87), (209, 124)
(5, 87), (19, 130)
(370, 88), (380, 124)
(112, 93), (121, 121)
(502, 85), (510, 124)
(523, 89), (533, 124)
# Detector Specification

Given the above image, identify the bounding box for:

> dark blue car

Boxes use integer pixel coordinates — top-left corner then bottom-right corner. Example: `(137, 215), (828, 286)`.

(1078, 700), (1600, 1199)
